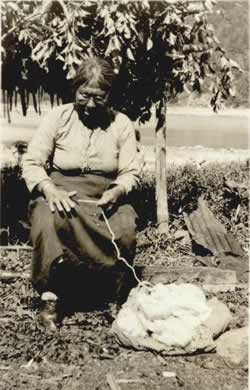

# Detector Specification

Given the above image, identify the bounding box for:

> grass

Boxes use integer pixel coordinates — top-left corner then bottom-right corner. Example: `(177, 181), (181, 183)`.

(1, 158), (249, 257)
(132, 160), (249, 267)
(134, 160), (249, 232)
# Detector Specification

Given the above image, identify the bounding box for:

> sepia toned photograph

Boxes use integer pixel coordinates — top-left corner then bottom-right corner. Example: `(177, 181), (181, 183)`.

(0, 0), (249, 389)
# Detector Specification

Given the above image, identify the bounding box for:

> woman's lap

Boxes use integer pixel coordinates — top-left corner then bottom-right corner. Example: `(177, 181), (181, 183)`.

(28, 195), (137, 293)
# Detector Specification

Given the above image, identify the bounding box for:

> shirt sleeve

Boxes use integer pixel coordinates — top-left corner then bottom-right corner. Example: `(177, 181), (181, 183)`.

(112, 116), (144, 194)
(22, 108), (59, 193)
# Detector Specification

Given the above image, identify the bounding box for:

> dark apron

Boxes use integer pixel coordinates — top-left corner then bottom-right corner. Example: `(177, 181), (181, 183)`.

(28, 172), (137, 295)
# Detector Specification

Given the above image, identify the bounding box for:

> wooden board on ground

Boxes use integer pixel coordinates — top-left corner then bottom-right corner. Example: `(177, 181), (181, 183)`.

(137, 265), (240, 293)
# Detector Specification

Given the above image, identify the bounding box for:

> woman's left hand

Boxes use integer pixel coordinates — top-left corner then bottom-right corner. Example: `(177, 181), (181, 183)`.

(97, 185), (124, 210)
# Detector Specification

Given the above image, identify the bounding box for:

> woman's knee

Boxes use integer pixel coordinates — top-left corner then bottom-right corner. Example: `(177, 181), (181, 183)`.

(29, 199), (54, 228)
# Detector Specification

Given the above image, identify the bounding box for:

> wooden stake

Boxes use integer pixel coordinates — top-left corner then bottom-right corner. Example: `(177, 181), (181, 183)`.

(155, 99), (169, 234)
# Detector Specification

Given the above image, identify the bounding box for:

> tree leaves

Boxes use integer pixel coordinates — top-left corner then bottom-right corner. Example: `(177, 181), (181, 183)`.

(126, 47), (135, 61)
(6, 2), (19, 13)
(168, 32), (177, 47)
(146, 37), (153, 51)
(1, 0), (242, 120)
(229, 59), (243, 72)
(204, 0), (215, 12)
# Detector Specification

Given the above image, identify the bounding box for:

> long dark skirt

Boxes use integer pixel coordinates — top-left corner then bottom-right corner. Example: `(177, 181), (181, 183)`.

(28, 172), (137, 300)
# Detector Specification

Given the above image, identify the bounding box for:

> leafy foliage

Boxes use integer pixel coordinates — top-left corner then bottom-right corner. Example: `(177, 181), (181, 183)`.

(131, 160), (249, 248)
(2, 158), (249, 251)
(1, 0), (242, 121)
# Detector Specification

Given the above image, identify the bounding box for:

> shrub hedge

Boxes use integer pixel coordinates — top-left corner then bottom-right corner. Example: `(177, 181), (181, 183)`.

(1, 160), (249, 247)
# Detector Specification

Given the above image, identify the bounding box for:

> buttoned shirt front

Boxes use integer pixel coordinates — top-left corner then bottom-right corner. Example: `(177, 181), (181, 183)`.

(22, 103), (142, 194)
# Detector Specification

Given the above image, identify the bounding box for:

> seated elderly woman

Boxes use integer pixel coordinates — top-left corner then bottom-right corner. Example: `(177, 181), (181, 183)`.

(22, 56), (142, 331)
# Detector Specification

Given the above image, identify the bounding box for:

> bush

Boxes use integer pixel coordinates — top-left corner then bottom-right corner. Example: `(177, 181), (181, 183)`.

(1, 159), (249, 247)
(133, 160), (249, 242)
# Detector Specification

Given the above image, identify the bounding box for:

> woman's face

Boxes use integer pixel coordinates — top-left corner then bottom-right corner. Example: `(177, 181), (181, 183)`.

(75, 85), (109, 121)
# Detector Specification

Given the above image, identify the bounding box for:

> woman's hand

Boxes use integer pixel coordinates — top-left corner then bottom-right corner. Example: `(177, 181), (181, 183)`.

(97, 184), (124, 211)
(41, 181), (77, 213)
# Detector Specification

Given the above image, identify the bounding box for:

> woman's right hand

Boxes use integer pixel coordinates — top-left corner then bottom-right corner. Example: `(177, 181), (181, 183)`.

(41, 181), (77, 213)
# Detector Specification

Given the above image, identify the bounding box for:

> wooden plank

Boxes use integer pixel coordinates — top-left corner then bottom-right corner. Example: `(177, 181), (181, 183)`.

(196, 254), (249, 283)
(138, 265), (238, 292)
(0, 270), (30, 281)
(183, 198), (244, 257)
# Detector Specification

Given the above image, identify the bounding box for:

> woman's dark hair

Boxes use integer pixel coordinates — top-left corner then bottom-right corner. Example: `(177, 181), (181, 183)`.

(72, 56), (116, 93)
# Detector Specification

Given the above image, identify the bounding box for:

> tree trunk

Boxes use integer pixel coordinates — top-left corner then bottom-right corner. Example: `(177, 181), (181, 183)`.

(155, 100), (169, 234)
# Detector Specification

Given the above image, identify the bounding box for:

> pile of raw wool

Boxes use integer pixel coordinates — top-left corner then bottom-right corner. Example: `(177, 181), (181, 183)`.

(111, 283), (231, 355)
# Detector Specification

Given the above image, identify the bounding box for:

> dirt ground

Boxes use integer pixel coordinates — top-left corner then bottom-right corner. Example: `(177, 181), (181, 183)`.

(0, 244), (248, 390)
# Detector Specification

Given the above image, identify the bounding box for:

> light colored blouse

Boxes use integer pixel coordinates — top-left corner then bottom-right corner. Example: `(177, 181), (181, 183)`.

(22, 103), (142, 194)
